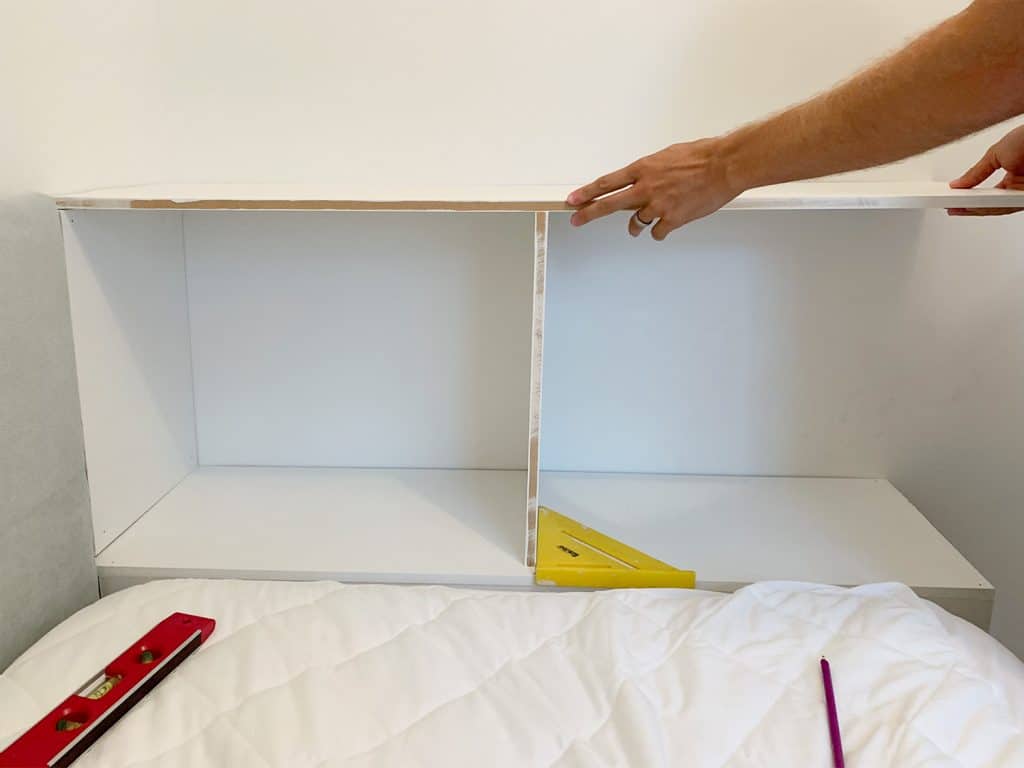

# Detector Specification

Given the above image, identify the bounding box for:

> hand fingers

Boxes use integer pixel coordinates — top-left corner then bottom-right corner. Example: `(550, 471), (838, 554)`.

(628, 207), (656, 237)
(570, 187), (640, 227)
(994, 172), (1024, 190)
(651, 217), (683, 241)
(950, 150), (999, 189)
(946, 207), (1024, 217)
(567, 164), (637, 207)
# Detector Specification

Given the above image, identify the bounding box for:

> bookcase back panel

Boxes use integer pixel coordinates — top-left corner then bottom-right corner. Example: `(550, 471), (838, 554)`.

(541, 209), (923, 477)
(186, 212), (534, 469)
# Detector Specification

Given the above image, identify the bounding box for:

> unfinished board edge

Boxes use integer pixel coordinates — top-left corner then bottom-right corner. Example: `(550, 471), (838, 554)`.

(525, 212), (548, 568)
(56, 198), (575, 213)
(53, 181), (1024, 212)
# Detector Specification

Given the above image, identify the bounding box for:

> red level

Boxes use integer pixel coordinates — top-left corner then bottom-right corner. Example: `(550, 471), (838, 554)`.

(0, 612), (215, 768)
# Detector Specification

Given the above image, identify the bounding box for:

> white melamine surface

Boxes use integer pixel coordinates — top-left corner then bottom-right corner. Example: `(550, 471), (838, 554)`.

(540, 472), (992, 596)
(96, 466), (532, 586)
(54, 181), (1024, 211)
(542, 210), (925, 477)
(61, 211), (197, 551)
(185, 212), (534, 468)
(733, 181), (1024, 209)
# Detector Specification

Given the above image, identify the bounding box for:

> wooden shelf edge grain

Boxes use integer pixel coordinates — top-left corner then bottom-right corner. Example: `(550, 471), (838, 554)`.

(123, 198), (571, 212)
(53, 181), (1024, 212)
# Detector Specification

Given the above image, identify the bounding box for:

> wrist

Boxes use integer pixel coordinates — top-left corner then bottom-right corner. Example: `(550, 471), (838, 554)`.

(718, 122), (774, 194)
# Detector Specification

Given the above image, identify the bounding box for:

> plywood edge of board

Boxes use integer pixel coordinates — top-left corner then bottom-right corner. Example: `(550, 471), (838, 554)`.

(51, 184), (577, 212)
(52, 181), (1024, 212)
(525, 212), (548, 567)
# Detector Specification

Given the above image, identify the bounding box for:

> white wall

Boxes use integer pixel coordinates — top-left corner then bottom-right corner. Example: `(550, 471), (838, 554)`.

(5, 1), (1023, 653)
(17, 0), (999, 190)
(0, 11), (96, 669)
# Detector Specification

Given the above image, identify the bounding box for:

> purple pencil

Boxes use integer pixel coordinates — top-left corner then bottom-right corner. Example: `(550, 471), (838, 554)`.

(820, 657), (845, 768)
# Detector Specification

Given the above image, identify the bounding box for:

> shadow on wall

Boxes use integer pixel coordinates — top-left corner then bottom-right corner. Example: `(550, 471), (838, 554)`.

(0, 193), (96, 670)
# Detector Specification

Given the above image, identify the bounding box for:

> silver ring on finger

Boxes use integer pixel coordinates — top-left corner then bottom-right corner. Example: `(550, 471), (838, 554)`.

(632, 211), (653, 229)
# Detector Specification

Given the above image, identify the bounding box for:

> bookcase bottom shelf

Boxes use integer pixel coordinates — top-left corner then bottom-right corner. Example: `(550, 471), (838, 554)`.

(540, 472), (993, 627)
(97, 467), (993, 628)
(96, 466), (534, 594)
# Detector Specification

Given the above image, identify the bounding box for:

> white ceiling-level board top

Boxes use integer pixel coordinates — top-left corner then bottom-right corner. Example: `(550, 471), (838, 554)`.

(540, 472), (992, 597)
(54, 181), (1024, 212)
(96, 466), (533, 587)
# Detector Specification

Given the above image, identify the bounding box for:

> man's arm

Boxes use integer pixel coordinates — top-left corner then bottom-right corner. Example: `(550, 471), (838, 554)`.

(568, 0), (1024, 240)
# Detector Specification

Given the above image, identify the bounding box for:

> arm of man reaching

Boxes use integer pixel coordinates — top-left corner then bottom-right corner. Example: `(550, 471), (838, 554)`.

(568, 0), (1024, 240)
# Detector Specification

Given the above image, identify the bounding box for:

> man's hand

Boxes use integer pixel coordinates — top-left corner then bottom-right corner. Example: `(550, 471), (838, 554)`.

(567, 0), (1024, 240)
(566, 138), (742, 240)
(948, 124), (1024, 216)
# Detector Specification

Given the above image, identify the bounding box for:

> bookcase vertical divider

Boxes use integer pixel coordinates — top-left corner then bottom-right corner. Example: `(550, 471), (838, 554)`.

(525, 211), (548, 567)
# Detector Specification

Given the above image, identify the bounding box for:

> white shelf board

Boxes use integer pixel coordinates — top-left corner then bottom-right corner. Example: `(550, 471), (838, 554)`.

(56, 184), (570, 212)
(540, 472), (992, 598)
(731, 181), (1024, 210)
(96, 466), (533, 589)
(54, 181), (1024, 212)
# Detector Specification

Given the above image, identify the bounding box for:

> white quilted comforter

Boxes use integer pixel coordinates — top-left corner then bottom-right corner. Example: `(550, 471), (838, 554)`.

(1, 580), (1022, 767)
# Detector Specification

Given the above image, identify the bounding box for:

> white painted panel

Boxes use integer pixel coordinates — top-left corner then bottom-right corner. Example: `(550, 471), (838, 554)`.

(186, 212), (533, 468)
(61, 211), (196, 551)
(540, 472), (991, 594)
(542, 209), (923, 476)
(96, 466), (531, 586)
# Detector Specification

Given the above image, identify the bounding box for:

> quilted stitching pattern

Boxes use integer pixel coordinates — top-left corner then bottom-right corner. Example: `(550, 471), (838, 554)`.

(0, 580), (1021, 767)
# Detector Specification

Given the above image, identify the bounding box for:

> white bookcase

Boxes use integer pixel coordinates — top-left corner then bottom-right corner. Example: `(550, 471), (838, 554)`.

(57, 182), (1022, 627)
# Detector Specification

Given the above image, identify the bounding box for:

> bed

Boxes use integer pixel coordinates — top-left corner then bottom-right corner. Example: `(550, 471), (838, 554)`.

(1, 579), (1021, 767)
